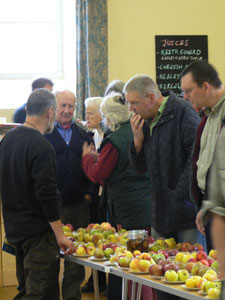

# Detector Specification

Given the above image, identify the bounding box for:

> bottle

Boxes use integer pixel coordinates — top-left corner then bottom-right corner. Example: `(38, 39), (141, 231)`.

(127, 230), (148, 253)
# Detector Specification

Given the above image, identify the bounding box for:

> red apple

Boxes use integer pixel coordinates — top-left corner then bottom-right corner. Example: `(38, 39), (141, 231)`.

(140, 252), (151, 261)
(181, 242), (192, 252)
(157, 250), (169, 259)
(196, 250), (207, 261)
(176, 243), (182, 251)
(149, 264), (164, 276)
(187, 258), (197, 263)
(167, 249), (178, 257)
(194, 243), (204, 251)
(200, 259), (209, 266)
(148, 236), (156, 244)
(164, 263), (179, 273)
(185, 262), (196, 273)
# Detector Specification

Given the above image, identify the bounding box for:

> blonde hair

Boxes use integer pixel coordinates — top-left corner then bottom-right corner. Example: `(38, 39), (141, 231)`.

(101, 93), (132, 131)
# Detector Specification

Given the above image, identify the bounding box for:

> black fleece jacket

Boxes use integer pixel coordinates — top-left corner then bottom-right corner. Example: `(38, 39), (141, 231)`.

(130, 91), (200, 234)
(0, 126), (60, 244)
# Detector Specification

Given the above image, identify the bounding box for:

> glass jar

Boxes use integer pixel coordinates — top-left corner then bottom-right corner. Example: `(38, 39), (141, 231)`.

(127, 230), (148, 253)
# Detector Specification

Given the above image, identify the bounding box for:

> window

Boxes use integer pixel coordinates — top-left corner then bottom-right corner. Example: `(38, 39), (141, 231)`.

(0, 0), (76, 109)
(0, 0), (62, 78)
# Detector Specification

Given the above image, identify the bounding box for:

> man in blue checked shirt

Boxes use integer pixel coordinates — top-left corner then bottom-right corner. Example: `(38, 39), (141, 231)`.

(45, 89), (94, 300)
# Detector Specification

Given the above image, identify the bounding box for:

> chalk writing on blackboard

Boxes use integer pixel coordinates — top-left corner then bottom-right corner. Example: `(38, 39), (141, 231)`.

(155, 35), (208, 95)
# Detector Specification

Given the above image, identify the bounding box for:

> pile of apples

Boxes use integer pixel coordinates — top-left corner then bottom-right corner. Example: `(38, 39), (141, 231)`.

(62, 222), (129, 258)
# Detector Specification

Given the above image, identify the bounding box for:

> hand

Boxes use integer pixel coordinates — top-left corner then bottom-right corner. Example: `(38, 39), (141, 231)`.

(82, 142), (98, 160)
(84, 193), (92, 204)
(195, 210), (205, 236)
(57, 234), (75, 255)
(130, 113), (145, 153)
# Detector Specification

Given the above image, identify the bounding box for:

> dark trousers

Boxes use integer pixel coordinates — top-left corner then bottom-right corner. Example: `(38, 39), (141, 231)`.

(14, 231), (60, 300)
(61, 199), (90, 300)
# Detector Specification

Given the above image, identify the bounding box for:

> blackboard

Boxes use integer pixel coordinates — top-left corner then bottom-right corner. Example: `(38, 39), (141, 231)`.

(155, 35), (208, 95)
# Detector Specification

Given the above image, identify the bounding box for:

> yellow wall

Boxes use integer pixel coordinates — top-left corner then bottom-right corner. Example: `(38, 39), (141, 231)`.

(107, 0), (225, 83)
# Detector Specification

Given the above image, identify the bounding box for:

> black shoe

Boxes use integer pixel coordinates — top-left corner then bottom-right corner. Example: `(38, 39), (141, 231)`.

(81, 283), (94, 293)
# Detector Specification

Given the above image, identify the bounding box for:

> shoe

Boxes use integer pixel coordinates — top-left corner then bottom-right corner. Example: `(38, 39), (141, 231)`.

(81, 283), (94, 293)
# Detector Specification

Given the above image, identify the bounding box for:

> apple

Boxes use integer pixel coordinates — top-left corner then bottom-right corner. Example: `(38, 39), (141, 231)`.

(176, 243), (182, 251)
(84, 233), (93, 243)
(164, 263), (179, 273)
(118, 256), (131, 268)
(195, 277), (207, 289)
(149, 264), (164, 277)
(194, 243), (204, 251)
(185, 277), (196, 288)
(200, 259), (209, 267)
(94, 248), (104, 259)
(86, 246), (96, 256)
(185, 262), (196, 273)
(152, 253), (165, 264)
(148, 236), (156, 244)
(181, 242), (192, 252)
(182, 254), (193, 264)
(190, 245), (199, 252)
(177, 269), (189, 281)
(65, 223), (74, 231)
(157, 250), (169, 259)
(62, 225), (72, 232)
(124, 250), (133, 260)
(198, 266), (210, 277)
(175, 252), (184, 262)
(115, 246), (126, 255)
(196, 250), (207, 261)
(100, 222), (112, 231)
(130, 258), (140, 272)
(176, 262), (186, 270)
(140, 252), (151, 261)
(187, 258), (197, 263)
(104, 247), (114, 258)
(207, 258), (214, 267)
(167, 249), (178, 257)
(207, 287), (220, 299)
(77, 227), (86, 233)
(211, 261), (219, 272)
(75, 245), (87, 256)
(138, 259), (151, 272)
(203, 269), (218, 281)
(133, 250), (141, 257)
(109, 255), (118, 264)
(205, 281), (216, 293)
(209, 249), (218, 260)
(164, 270), (178, 282)
(158, 259), (172, 270)
(107, 234), (118, 244)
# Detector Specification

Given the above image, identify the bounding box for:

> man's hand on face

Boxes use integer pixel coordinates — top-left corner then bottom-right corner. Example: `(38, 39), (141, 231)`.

(130, 113), (145, 154)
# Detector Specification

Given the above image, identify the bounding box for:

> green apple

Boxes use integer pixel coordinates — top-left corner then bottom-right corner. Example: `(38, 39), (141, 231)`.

(165, 270), (178, 282)
(104, 247), (114, 258)
(207, 287), (220, 299)
(86, 246), (96, 256)
(118, 256), (131, 268)
(94, 248), (104, 259)
(177, 269), (189, 281)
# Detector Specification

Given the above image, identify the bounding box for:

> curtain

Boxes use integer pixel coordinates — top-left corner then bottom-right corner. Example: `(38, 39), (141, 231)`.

(76, 0), (108, 119)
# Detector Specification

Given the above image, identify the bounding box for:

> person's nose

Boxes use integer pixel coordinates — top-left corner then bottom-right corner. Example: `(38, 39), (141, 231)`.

(128, 104), (135, 112)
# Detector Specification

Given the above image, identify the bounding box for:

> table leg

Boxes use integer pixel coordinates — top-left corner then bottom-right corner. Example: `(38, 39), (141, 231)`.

(131, 281), (136, 300)
(136, 283), (142, 300)
(122, 277), (128, 300)
(93, 269), (99, 300)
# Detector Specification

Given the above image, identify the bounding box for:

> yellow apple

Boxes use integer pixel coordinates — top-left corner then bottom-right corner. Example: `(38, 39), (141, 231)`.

(185, 277), (196, 288)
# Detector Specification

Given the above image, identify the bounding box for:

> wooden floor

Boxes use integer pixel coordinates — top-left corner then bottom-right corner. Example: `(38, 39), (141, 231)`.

(0, 285), (107, 300)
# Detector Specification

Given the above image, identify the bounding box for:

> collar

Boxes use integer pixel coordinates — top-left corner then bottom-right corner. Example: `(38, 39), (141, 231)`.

(55, 121), (74, 130)
(204, 91), (225, 116)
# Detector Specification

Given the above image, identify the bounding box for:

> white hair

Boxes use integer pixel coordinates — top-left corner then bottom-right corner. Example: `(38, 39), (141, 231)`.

(84, 97), (103, 112)
(101, 93), (132, 132)
(123, 74), (161, 98)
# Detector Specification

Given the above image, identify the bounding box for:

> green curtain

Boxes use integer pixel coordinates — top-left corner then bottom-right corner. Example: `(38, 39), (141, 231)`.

(76, 0), (108, 119)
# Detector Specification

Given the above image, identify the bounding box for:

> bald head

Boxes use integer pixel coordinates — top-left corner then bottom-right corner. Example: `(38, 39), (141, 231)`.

(55, 90), (76, 126)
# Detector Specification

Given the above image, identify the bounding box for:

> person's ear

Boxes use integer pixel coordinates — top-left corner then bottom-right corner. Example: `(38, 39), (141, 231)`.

(146, 93), (156, 105)
(48, 106), (54, 119)
(202, 82), (210, 93)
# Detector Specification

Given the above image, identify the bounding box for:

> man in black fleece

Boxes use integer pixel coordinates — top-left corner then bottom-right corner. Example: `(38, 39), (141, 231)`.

(0, 89), (74, 300)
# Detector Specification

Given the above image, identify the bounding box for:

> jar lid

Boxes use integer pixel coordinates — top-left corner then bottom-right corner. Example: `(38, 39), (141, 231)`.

(128, 230), (148, 239)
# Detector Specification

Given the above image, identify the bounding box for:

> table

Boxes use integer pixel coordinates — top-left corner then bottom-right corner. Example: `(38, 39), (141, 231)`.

(63, 254), (206, 300)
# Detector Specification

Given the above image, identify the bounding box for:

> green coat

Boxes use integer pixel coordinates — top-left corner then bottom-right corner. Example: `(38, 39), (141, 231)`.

(101, 122), (151, 230)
